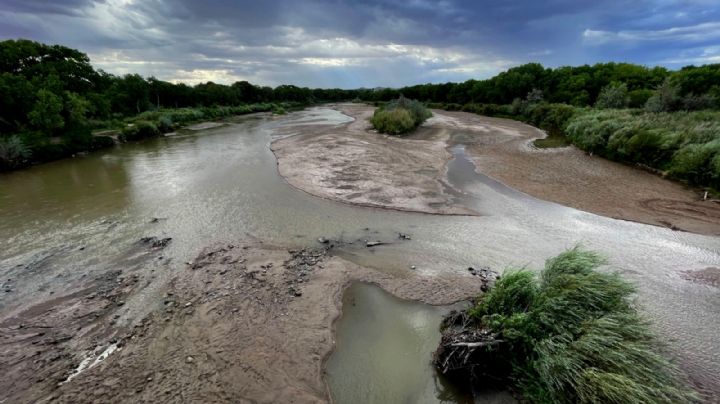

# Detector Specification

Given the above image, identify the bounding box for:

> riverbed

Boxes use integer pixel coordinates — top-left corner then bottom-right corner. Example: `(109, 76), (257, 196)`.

(1, 106), (719, 402)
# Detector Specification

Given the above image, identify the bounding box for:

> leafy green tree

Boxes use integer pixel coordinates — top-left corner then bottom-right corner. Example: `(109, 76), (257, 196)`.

(595, 82), (629, 109)
(28, 89), (64, 133)
(645, 78), (682, 112)
(64, 92), (91, 126)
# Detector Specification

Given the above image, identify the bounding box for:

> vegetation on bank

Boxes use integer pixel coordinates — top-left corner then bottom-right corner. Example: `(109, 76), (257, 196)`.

(0, 39), (352, 171)
(426, 94), (720, 190)
(3, 38), (720, 180)
(370, 96), (432, 135)
(434, 247), (695, 403)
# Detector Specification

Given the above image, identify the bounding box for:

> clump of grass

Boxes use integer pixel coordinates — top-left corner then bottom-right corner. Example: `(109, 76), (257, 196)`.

(370, 95), (431, 135)
(442, 247), (695, 403)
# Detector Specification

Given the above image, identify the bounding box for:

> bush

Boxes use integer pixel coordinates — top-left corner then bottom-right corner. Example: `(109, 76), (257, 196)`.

(370, 108), (416, 135)
(628, 89), (654, 108)
(595, 82), (629, 109)
(370, 96), (431, 135)
(565, 109), (720, 188)
(120, 120), (160, 142)
(682, 93), (716, 111)
(645, 79), (682, 112)
(0, 135), (31, 170)
(457, 247), (695, 403)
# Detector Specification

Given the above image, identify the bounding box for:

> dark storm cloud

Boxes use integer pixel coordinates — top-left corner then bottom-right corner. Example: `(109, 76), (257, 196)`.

(0, 0), (718, 87)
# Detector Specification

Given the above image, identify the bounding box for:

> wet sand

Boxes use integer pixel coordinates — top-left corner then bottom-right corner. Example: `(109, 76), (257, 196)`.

(428, 110), (720, 235)
(2, 241), (486, 403)
(271, 104), (474, 215)
(273, 104), (720, 235)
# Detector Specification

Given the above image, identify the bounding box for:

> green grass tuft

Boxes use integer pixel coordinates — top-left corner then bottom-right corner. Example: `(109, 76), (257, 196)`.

(466, 247), (695, 403)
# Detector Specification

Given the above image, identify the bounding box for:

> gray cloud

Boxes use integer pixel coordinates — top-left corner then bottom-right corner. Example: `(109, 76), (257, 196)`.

(1, 0), (718, 88)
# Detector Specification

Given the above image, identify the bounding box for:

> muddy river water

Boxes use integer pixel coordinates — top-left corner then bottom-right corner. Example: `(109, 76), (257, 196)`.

(1, 107), (719, 401)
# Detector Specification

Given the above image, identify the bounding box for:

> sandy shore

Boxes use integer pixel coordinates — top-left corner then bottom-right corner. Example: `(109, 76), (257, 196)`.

(2, 241), (486, 403)
(428, 110), (720, 235)
(273, 104), (720, 235)
(271, 104), (475, 215)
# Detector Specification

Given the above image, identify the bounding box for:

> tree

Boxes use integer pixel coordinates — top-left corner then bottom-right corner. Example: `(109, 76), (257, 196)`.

(64, 92), (91, 126)
(645, 78), (681, 112)
(28, 89), (64, 133)
(595, 82), (629, 109)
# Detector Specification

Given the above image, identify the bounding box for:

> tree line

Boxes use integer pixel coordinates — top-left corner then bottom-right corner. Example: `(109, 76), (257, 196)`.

(2, 38), (720, 174)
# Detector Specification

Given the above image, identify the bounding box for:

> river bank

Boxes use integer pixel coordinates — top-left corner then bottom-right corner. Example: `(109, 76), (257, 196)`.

(272, 103), (720, 235)
(1, 239), (487, 403)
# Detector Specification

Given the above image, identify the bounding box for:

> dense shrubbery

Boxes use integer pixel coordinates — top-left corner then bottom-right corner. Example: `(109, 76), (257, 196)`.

(565, 109), (720, 188)
(441, 248), (694, 403)
(370, 96), (431, 135)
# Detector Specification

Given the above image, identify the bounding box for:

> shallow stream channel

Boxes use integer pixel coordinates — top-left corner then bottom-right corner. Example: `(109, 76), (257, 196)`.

(1, 107), (719, 401)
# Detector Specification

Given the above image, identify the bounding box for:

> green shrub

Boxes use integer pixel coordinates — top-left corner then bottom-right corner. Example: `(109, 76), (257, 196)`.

(120, 120), (160, 142)
(370, 108), (416, 135)
(595, 82), (629, 109)
(628, 89), (654, 108)
(645, 79), (682, 112)
(0, 135), (31, 170)
(370, 96), (431, 135)
(466, 247), (695, 403)
(565, 108), (720, 188)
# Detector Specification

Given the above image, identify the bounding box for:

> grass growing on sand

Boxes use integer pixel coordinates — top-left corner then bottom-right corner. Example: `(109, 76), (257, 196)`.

(457, 247), (695, 403)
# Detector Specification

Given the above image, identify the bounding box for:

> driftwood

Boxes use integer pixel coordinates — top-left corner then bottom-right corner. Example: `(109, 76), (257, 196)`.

(432, 310), (509, 387)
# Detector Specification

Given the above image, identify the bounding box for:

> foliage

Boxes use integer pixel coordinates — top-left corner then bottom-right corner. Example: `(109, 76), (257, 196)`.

(595, 82), (629, 109)
(468, 247), (694, 403)
(565, 109), (720, 188)
(0, 135), (30, 169)
(119, 120), (159, 142)
(371, 108), (416, 135)
(645, 78), (682, 112)
(370, 96), (431, 135)
(28, 89), (64, 132)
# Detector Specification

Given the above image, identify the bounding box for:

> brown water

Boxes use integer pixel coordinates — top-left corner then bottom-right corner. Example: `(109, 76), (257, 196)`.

(1, 107), (719, 400)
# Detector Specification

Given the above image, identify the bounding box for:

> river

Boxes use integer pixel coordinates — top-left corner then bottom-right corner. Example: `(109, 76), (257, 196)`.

(1, 107), (719, 401)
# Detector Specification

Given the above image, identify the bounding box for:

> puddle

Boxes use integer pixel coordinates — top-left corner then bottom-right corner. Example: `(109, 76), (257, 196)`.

(325, 283), (475, 403)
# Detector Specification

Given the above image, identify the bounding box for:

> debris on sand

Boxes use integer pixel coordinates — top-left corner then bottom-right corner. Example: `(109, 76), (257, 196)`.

(139, 237), (172, 249)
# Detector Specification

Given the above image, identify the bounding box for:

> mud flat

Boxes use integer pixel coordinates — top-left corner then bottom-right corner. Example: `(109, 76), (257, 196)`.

(427, 110), (720, 235)
(6, 241), (486, 403)
(273, 103), (720, 235)
(271, 103), (474, 215)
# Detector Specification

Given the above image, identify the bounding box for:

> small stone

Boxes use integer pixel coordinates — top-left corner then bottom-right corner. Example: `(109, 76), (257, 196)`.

(186, 356), (194, 363)
(184, 302), (192, 307)
(410, 265), (416, 270)
(117, 301), (125, 307)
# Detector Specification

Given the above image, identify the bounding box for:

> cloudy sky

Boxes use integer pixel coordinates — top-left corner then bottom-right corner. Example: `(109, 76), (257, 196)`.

(1, 0), (719, 88)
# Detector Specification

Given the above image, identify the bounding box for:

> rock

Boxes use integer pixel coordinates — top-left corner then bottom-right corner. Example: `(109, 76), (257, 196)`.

(117, 301), (125, 307)
(410, 265), (417, 270)
(398, 233), (412, 240)
(186, 356), (194, 363)
(317, 237), (329, 244)
(467, 267), (475, 272)
(366, 241), (385, 247)
(184, 302), (192, 307)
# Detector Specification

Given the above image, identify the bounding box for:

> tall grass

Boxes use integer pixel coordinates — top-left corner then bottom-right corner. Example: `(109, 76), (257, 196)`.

(461, 247), (694, 403)
(565, 109), (720, 188)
